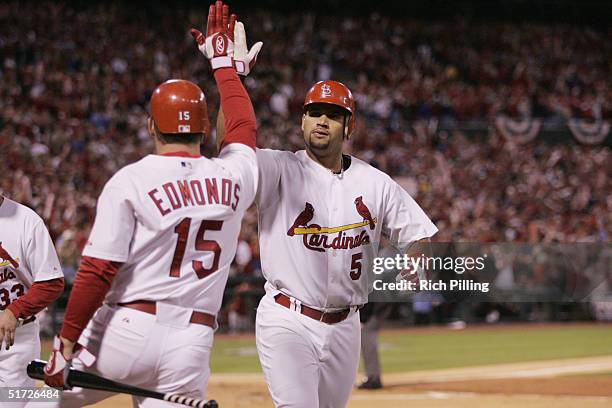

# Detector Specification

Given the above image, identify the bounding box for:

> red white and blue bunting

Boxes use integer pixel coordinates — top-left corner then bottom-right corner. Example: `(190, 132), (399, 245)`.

(568, 119), (610, 145)
(495, 116), (541, 144)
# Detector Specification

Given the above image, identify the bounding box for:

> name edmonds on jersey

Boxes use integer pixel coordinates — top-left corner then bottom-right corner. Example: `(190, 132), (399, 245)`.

(148, 177), (241, 216)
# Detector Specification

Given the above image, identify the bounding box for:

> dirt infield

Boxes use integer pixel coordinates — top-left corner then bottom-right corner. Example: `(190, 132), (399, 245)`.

(39, 323), (612, 406)
(85, 386), (612, 408)
(400, 375), (612, 397)
(85, 356), (612, 407)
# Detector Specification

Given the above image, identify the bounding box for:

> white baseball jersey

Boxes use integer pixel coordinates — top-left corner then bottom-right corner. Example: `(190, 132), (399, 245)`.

(0, 197), (62, 400)
(256, 149), (437, 308)
(0, 197), (63, 312)
(82, 144), (257, 315)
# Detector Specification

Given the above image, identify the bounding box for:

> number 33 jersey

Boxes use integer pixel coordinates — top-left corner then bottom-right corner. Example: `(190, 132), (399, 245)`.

(0, 198), (63, 311)
(83, 144), (257, 315)
(256, 149), (438, 309)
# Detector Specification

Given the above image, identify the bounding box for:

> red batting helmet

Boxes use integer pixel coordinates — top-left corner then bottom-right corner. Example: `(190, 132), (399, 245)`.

(150, 79), (210, 137)
(304, 80), (356, 135)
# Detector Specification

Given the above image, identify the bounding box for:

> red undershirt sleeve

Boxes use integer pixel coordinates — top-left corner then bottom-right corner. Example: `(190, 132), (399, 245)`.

(59, 256), (122, 342)
(7, 278), (65, 319)
(214, 68), (256, 150)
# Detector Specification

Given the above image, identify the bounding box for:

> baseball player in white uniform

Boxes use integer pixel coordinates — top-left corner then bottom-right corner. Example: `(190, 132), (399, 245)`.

(43, 2), (259, 406)
(0, 196), (65, 408)
(254, 81), (438, 407)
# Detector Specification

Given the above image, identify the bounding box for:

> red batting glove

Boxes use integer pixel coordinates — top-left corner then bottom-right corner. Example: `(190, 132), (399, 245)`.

(44, 336), (72, 389)
(190, 1), (237, 70)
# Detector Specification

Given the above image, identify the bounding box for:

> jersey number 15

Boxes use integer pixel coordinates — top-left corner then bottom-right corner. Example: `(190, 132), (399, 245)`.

(169, 217), (223, 279)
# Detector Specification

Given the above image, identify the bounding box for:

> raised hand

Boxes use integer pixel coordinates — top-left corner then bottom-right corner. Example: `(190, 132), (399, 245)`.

(232, 21), (263, 76)
(190, 1), (237, 70)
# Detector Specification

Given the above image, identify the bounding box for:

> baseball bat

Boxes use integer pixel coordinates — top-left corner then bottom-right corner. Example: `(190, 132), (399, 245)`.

(27, 360), (218, 408)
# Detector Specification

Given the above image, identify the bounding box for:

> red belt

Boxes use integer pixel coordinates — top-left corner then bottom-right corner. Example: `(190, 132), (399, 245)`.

(274, 294), (351, 324)
(117, 300), (215, 329)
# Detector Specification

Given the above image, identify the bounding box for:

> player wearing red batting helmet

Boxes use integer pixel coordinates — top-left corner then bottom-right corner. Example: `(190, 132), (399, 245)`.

(215, 19), (437, 408)
(44, 3), (259, 407)
(149, 79), (210, 146)
(301, 80), (357, 173)
(304, 80), (356, 136)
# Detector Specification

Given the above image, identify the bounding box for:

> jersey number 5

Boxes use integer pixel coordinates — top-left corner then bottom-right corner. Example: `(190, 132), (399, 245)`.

(350, 252), (362, 280)
(169, 217), (223, 279)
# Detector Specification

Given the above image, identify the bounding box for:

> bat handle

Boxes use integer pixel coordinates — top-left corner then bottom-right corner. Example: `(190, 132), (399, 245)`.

(163, 394), (218, 408)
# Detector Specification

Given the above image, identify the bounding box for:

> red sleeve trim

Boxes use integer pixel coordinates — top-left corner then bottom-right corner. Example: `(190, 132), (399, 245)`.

(7, 278), (65, 319)
(214, 68), (257, 151)
(59, 256), (122, 342)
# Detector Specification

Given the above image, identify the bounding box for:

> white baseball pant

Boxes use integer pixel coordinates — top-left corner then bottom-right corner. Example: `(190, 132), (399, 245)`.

(49, 303), (214, 407)
(256, 293), (361, 408)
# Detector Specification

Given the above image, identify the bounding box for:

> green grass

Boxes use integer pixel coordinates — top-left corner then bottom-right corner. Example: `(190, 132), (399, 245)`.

(208, 325), (612, 374)
(42, 325), (612, 374)
(210, 338), (262, 373)
(376, 326), (612, 373)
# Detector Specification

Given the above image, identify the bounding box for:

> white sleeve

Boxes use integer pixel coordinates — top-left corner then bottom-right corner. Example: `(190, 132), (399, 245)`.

(255, 148), (283, 211)
(217, 143), (258, 211)
(382, 180), (438, 252)
(82, 182), (136, 262)
(26, 220), (63, 282)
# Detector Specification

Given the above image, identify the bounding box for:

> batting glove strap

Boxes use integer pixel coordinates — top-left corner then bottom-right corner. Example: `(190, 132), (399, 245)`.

(211, 56), (233, 70)
(73, 345), (96, 367)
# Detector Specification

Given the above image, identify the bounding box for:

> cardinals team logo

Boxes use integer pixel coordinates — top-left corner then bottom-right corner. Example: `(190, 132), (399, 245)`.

(287, 197), (377, 252)
(321, 84), (332, 97)
(0, 242), (19, 268)
(354, 196), (376, 230)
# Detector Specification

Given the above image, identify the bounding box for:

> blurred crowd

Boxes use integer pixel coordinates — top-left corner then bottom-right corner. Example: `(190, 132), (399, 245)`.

(0, 1), (610, 282)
